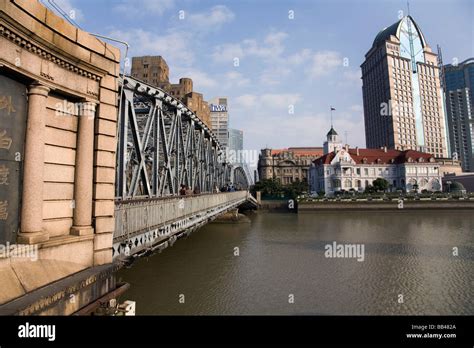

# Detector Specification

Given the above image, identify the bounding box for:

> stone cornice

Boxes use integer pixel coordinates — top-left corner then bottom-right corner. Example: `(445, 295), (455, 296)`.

(0, 22), (102, 82)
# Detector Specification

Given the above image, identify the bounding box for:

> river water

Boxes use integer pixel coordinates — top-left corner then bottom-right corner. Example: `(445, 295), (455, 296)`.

(117, 210), (474, 315)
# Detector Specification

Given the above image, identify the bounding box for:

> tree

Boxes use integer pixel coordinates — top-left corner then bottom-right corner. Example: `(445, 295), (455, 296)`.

(283, 180), (308, 199)
(364, 185), (375, 194)
(372, 178), (389, 192)
(251, 178), (283, 197)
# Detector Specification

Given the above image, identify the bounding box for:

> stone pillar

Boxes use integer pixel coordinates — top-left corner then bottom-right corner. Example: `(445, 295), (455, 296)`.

(18, 82), (50, 244)
(71, 101), (96, 236)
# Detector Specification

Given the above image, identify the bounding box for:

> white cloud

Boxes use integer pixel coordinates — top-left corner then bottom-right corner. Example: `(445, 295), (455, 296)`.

(212, 31), (288, 63)
(187, 5), (235, 30)
(309, 50), (343, 78)
(243, 39), (277, 59)
(114, 0), (174, 16)
(287, 49), (312, 66)
(234, 93), (301, 111)
(172, 68), (217, 89)
(343, 69), (362, 85)
(261, 93), (301, 109)
(108, 29), (194, 69)
(264, 32), (288, 47)
(329, 69), (363, 89)
(259, 66), (292, 85)
(212, 43), (244, 63)
(225, 71), (251, 87)
(234, 94), (258, 108)
(212, 44), (344, 84)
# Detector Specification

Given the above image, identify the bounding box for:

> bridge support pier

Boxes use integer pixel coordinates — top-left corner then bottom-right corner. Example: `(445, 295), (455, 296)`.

(17, 82), (50, 244)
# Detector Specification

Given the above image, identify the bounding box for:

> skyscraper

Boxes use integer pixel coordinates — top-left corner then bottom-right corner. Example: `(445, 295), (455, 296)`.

(443, 58), (474, 172)
(361, 16), (448, 158)
(228, 128), (243, 162)
(209, 97), (229, 148)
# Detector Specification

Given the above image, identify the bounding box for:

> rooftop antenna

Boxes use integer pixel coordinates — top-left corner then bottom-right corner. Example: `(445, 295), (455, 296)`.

(330, 106), (335, 128)
(437, 45), (446, 91)
(406, 0), (417, 73)
(345, 131), (348, 145)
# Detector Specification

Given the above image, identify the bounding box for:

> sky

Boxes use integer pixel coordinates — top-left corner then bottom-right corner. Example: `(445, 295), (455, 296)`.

(47, 0), (473, 153)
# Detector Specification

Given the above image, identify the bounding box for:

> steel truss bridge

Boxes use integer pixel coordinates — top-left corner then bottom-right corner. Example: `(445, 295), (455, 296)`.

(113, 76), (257, 259)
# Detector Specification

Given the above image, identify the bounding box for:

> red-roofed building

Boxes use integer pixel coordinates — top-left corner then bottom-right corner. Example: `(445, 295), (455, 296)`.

(258, 147), (324, 185)
(309, 127), (443, 195)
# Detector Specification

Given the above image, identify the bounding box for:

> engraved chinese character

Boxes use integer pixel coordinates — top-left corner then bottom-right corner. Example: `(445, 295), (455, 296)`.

(0, 130), (13, 150)
(0, 200), (8, 220)
(0, 96), (15, 115)
(0, 164), (9, 185)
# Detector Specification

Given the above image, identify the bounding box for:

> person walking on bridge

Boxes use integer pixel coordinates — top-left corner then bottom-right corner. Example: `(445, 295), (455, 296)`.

(185, 186), (193, 196)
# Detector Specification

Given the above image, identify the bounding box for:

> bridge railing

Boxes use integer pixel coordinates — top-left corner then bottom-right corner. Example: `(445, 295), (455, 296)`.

(114, 191), (248, 241)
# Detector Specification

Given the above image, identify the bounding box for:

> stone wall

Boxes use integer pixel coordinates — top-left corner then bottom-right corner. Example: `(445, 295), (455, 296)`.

(298, 200), (474, 211)
(0, 0), (120, 306)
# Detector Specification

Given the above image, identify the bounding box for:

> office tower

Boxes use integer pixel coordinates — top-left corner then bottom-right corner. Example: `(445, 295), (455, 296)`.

(443, 58), (474, 171)
(361, 16), (448, 158)
(228, 128), (243, 162)
(209, 97), (229, 148)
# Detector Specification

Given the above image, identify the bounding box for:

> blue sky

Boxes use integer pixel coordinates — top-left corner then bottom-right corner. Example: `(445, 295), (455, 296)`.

(49, 0), (473, 152)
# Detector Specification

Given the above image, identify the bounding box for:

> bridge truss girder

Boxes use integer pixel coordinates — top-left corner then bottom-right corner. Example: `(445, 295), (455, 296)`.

(116, 76), (231, 199)
(228, 165), (251, 190)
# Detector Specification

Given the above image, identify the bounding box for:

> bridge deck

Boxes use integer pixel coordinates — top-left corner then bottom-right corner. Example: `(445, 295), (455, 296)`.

(113, 191), (255, 259)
